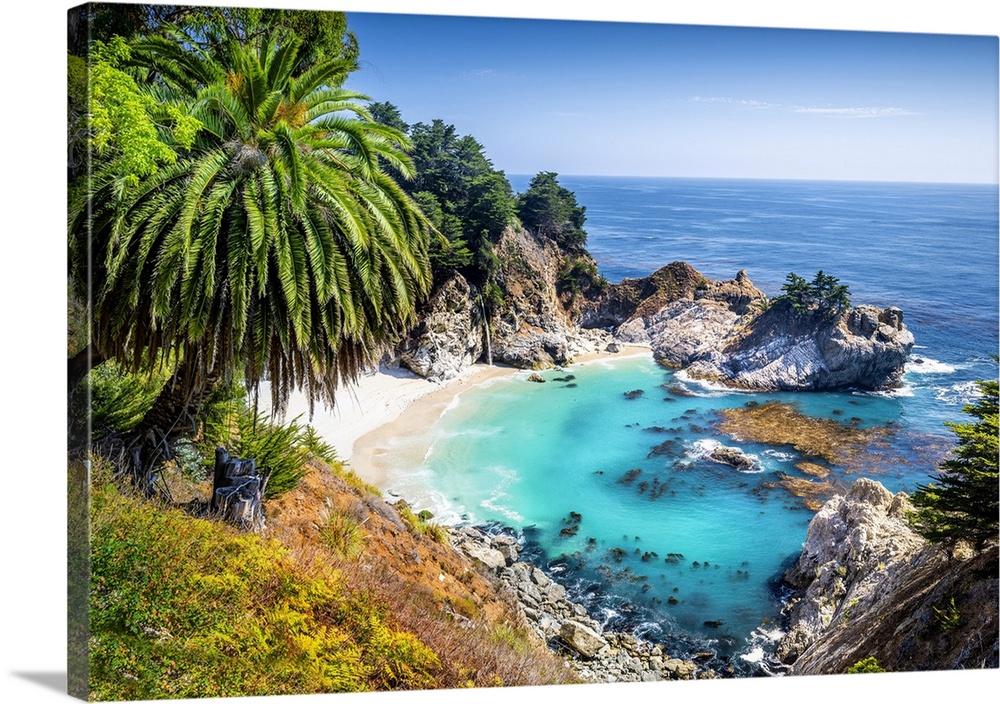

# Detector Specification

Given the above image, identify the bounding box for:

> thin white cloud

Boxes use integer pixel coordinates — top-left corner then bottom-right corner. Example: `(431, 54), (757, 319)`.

(461, 68), (525, 80)
(691, 96), (780, 108)
(691, 96), (916, 118)
(793, 106), (917, 118)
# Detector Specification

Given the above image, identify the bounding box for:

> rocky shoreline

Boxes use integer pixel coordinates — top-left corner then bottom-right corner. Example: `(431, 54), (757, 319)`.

(445, 478), (999, 681)
(450, 524), (711, 682)
(394, 225), (914, 394)
(439, 476), (998, 682)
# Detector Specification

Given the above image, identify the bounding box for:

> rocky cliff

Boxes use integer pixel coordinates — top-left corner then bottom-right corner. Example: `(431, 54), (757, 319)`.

(396, 226), (606, 377)
(396, 273), (485, 381)
(396, 233), (913, 391)
(777, 478), (998, 674)
(488, 227), (601, 368)
(580, 262), (767, 331)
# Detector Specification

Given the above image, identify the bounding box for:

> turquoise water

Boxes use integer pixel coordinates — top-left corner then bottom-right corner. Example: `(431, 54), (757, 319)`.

(377, 178), (998, 675)
(400, 357), (932, 671)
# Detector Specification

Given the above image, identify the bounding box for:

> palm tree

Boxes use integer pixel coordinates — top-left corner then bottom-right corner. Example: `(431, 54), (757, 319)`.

(69, 26), (432, 428)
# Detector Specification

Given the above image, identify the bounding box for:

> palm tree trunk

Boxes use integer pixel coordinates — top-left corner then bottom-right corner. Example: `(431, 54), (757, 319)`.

(68, 343), (104, 394)
(137, 363), (221, 440)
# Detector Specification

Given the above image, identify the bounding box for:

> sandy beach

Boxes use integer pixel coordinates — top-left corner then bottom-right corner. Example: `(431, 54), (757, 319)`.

(277, 344), (653, 489)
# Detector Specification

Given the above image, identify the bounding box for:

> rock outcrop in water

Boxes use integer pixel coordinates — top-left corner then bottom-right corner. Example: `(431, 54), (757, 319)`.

(777, 478), (999, 674)
(576, 261), (912, 390)
(679, 301), (915, 391)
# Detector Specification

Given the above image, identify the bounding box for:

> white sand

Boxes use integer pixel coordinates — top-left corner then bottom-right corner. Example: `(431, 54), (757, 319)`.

(276, 344), (653, 484)
(274, 362), (510, 463)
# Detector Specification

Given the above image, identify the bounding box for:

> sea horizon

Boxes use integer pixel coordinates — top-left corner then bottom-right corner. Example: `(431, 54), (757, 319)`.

(509, 173), (1000, 188)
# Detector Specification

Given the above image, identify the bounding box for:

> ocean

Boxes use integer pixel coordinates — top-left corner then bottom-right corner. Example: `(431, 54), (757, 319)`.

(378, 176), (998, 675)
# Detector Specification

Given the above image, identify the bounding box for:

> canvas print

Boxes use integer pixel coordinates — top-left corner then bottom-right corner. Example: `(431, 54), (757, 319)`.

(66, 2), (999, 701)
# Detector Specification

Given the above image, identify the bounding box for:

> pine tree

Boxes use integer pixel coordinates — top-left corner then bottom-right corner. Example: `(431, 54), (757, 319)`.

(909, 376), (999, 550)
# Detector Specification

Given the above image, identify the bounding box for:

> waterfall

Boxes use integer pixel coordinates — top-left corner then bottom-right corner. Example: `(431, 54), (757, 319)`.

(478, 293), (493, 366)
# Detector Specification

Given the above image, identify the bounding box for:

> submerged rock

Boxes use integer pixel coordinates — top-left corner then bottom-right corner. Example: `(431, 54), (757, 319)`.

(715, 401), (893, 468)
(766, 473), (843, 511)
(795, 461), (831, 478)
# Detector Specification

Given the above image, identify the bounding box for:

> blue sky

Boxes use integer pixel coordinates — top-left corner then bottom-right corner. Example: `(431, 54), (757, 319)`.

(342, 9), (998, 183)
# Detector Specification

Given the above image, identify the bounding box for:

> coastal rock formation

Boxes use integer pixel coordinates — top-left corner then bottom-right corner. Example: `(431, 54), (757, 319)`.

(489, 227), (595, 369)
(578, 262), (765, 332)
(397, 237), (913, 391)
(680, 302), (915, 391)
(450, 525), (708, 683)
(777, 478), (999, 674)
(707, 444), (756, 471)
(397, 226), (610, 378)
(631, 299), (741, 367)
(397, 273), (485, 381)
(574, 259), (911, 390)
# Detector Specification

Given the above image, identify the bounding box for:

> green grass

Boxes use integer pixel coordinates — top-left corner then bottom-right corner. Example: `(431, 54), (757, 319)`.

(320, 511), (368, 559)
(88, 479), (440, 700)
(397, 502), (450, 545)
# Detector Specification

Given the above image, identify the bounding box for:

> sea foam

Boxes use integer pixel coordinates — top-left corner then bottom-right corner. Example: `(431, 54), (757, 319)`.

(906, 357), (958, 375)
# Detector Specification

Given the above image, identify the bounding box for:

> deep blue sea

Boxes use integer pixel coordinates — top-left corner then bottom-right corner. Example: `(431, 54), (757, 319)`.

(378, 177), (998, 675)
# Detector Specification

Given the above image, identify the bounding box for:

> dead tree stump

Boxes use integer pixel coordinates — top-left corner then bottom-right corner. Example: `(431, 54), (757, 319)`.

(211, 447), (269, 531)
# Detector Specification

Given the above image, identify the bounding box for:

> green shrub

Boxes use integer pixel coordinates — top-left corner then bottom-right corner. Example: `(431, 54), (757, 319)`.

(847, 657), (886, 673)
(397, 503), (450, 544)
(932, 596), (961, 630)
(172, 438), (209, 482)
(85, 360), (172, 433)
(556, 256), (605, 296)
(201, 392), (331, 498)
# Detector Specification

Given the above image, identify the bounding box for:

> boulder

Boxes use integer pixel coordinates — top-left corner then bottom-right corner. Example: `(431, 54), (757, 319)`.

(559, 619), (608, 659)
(490, 534), (520, 565)
(708, 445), (756, 471)
(466, 543), (507, 572)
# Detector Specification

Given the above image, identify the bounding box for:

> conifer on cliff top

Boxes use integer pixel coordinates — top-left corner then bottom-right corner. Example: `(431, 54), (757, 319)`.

(909, 372), (999, 551)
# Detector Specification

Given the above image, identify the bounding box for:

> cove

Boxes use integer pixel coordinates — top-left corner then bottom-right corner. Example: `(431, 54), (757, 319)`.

(371, 353), (943, 673)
